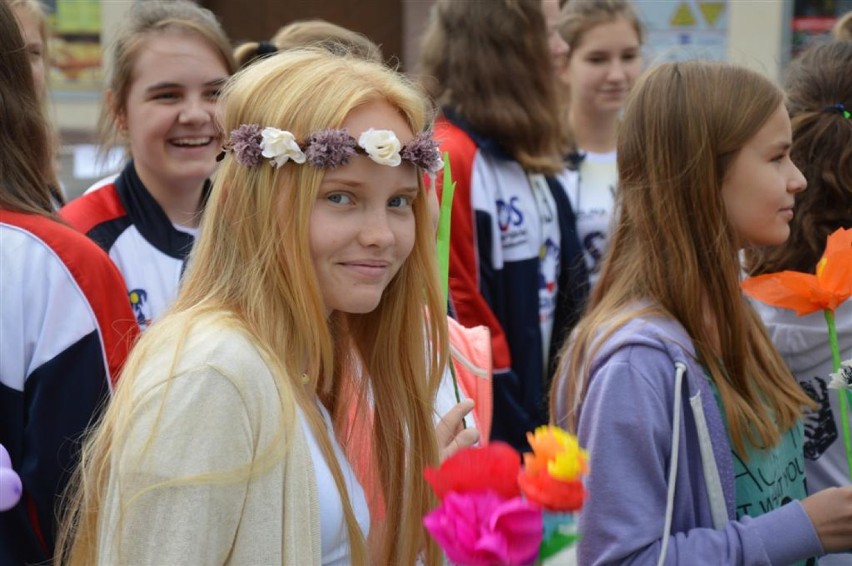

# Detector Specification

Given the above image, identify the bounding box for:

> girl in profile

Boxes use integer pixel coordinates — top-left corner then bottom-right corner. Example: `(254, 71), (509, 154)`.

(552, 60), (852, 564)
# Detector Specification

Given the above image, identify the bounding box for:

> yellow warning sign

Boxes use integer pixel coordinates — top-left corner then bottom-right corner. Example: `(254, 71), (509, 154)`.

(698, 2), (725, 28)
(670, 2), (697, 27)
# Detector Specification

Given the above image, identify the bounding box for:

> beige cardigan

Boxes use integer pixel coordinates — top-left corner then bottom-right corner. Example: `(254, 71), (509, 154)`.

(97, 320), (322, 564)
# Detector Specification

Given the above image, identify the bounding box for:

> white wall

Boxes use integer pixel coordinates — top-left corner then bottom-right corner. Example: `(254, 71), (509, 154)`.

(727, 0), (791, 84)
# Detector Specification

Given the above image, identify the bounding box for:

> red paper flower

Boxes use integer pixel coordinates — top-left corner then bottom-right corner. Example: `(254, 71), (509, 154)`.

(425, 442), (521, 501)
(742, 228), (852, 315)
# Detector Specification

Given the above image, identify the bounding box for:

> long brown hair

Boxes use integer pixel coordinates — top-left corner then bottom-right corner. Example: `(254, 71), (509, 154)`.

(746, 41), (852, 275)
(0, 0), (54, 215)
(552, 61), (813, 455)
(418, 0), (564, 173)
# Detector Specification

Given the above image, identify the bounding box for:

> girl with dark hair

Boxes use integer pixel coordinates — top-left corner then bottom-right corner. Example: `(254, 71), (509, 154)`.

(0, 2), (137, 562)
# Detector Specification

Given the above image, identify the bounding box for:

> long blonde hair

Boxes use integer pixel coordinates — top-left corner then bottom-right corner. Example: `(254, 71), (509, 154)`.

(58, 50), (446, 566)
(551, 61), (813, 456)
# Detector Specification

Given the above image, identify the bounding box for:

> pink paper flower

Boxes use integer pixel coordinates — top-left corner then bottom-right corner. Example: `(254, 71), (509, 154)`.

(423, 490), (543, 566)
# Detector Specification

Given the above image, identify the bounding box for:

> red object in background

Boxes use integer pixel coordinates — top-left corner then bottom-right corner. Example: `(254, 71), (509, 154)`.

(792, 16), (836, 32)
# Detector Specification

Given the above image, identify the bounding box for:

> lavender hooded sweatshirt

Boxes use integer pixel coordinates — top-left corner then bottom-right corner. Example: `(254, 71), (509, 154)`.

(553, 312), (824, 565)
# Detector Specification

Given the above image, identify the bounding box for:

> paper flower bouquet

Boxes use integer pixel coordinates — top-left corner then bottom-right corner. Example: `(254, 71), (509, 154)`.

(423, 426), (588, 566)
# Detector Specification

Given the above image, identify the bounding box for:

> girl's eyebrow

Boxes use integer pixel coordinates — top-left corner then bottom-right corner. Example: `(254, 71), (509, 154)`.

(768, 141), (792, 152)
(321, 178), (420, 195)
(145, 77), (227, 93)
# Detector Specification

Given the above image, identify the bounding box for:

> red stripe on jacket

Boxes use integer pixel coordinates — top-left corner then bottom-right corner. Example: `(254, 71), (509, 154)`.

(434, 118), (512, 373)
(0, 210), (138, 385)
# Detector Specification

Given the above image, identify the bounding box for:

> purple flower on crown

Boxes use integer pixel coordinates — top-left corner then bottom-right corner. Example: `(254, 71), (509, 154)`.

(401, 131), (443, 173)
(229, 124), (264, 167)
(304, 129), (357, 169)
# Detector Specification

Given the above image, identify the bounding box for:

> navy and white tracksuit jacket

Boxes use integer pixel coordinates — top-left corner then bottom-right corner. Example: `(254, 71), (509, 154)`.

(0, 210), (138, 563)
(61, 161), (208, 330)
(435, 110), (589, 451)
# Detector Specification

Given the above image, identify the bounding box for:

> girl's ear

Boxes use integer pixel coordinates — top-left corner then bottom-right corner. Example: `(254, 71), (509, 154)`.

(106, 89), (127, 131)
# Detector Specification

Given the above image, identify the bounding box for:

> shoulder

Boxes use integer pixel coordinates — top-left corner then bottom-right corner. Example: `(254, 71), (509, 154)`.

(136, 314), (287, 411)
(435, 117), (480, 175)
(590, 312), (698, 373)
(60, 177), (127, 235)
(0, 210), (125, 290)
(579, 311), (705, 405)
(0, 211), (136, 386)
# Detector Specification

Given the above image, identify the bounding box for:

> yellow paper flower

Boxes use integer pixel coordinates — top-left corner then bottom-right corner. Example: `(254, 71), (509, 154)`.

(525, 425), (588, 482)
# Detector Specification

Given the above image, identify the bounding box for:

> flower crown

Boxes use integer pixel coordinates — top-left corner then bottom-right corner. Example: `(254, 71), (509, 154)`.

(220, 124), (444, 173)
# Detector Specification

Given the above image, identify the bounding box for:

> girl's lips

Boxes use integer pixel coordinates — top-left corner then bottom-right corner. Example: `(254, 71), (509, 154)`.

(340, 261), (391, 278)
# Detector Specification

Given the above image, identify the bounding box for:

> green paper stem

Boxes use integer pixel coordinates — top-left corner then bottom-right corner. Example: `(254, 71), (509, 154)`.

(824, 309), (852, 481)
(537, 532), (579, 562)
(435, 153), (462, 407)
(436, 152), (455, 307)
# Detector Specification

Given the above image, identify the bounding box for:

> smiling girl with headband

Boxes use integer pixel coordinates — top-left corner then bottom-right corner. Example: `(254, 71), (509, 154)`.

(57, 49), (451, 566)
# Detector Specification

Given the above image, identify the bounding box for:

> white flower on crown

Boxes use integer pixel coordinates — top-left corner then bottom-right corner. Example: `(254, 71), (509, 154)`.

(358, 129), (402, 166)
(433, 149), (444, 171)
(828, 359), (852, 391)
(260, 127), (306, 168)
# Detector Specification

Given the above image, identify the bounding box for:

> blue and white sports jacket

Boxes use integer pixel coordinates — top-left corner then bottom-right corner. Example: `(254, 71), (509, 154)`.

(0, 210), (137, 563)
(435, 110), (589, 451)
(61, 161), (208, 330)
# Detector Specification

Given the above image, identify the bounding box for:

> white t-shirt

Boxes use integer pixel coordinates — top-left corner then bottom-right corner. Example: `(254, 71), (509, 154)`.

(298, 402), (370, 565)
(566, 150), (617, 287)
(528, 173), (561, 375)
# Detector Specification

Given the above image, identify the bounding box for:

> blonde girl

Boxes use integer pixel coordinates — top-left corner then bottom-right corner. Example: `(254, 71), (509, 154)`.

(57, 49), (448, 565)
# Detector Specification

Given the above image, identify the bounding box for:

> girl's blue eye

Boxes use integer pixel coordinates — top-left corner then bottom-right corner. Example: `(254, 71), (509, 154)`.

(328, 193), (352, 205)
(388, 195), (413, 208)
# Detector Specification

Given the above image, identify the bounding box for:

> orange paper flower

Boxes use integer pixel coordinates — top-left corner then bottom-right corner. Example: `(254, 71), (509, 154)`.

(518, 470), (585, 512)
(519, 426), (588, 512)
(742, 228), (852, 315)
